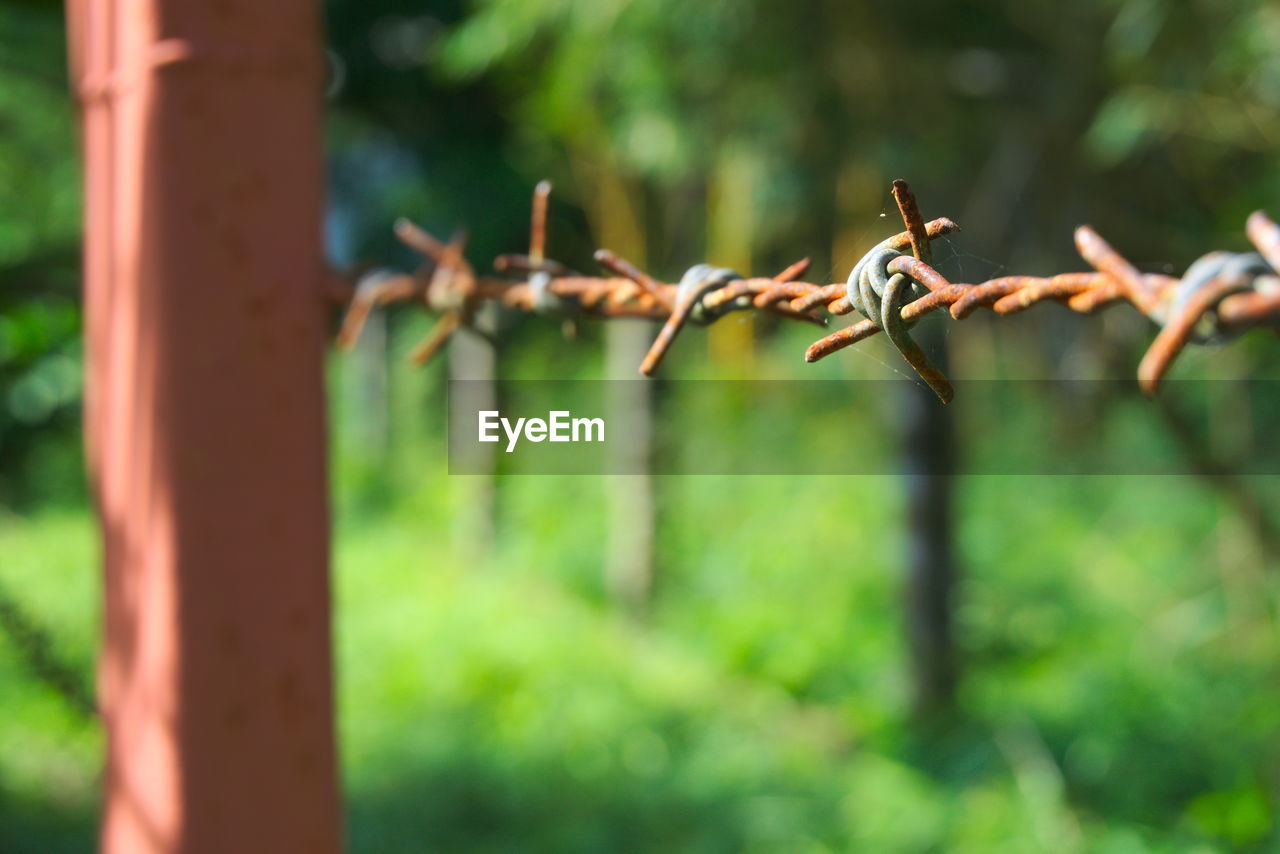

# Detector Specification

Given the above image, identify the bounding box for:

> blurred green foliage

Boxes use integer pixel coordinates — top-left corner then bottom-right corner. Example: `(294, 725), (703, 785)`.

(3, 0), (1280, 850)
(433, 0), (1280, 275)
(0, 0), (82, 508)
(5, 359), (1280, 850)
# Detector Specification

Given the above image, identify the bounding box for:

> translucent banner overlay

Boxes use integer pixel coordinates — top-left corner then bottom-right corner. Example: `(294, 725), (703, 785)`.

(448, 380), (1280, 475)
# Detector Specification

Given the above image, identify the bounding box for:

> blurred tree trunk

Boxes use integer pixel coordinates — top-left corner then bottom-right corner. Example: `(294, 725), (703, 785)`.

(449, 320), (498, 561)
(706, 148), (756, 370)
(901, 328), (958, 715)
(605, 323), (656, 617)
(68, 1), (342, 852)
(351, 309), (390, 459)
(572, 152), (657, 617)
(836, 162), (959, 714)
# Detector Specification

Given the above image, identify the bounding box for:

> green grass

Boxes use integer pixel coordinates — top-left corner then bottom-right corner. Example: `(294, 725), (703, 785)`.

(0, 510), (99, 854)
(2, 330), (1279, 851)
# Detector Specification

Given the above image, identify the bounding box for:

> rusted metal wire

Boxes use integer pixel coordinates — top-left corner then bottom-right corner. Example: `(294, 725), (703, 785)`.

(336, 180), (1280, 401)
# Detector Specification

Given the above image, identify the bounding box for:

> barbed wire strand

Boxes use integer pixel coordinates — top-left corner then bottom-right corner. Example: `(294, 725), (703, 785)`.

(335, 180), (1280, 402)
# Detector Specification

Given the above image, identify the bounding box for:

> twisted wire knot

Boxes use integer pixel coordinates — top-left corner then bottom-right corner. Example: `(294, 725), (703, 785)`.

(677, 264), (744, 325)
(635, 264), (743, 376)
(528, 270), (573, 316)
(846, 244), (927, 329)
(843, 239), (953, 403)
(1154, 250), (1274, 344)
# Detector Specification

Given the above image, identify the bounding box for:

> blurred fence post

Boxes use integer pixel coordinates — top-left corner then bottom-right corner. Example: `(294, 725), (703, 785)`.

(901, 327), (958, 714)
(706, 148), (756, 370)
(449, 321), (498, 559)
(570, 154), (658, 616)
(351, 293), (391, 459)
(605, 322), (657, 617)
(69, 1), (342, 851)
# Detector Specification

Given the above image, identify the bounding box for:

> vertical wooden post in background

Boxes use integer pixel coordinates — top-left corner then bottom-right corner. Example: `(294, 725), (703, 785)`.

(605, 323), (656, 616)
(705, 149), (756, 371)
(570, 154), (658, 616)
(835, 168), (959, 714)
(68, 1), (342, 851)
(901, 334), (958, 714)
(449, 323), (498, 559)
(893, 180), (958, 716)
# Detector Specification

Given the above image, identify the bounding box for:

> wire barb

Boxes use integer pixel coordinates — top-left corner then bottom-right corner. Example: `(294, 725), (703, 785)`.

(333, 180), (1280, 400)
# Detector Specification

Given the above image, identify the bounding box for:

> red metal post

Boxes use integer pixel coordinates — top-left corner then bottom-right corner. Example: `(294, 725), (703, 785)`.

(68, 1), (341, 852)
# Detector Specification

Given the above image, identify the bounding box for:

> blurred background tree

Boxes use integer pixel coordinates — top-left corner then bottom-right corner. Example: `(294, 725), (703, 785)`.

(3, 0), (1280, 851)
(0, 0), (81, 509)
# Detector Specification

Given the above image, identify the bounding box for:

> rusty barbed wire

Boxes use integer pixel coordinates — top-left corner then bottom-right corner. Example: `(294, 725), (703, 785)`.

(336, 179), (1280, 402)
